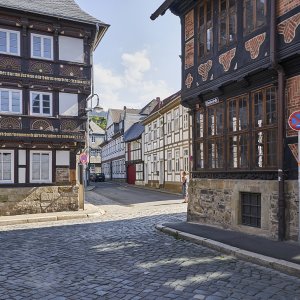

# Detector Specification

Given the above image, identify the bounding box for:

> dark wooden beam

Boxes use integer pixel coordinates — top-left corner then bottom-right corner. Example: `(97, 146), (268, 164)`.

(150, 0), (176, 20)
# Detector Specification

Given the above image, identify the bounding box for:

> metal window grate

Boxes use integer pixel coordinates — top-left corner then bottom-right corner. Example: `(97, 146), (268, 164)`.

(241, 192), (261, 228)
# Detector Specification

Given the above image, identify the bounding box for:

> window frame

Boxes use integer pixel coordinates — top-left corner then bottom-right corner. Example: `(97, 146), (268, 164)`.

(0, 28), (20, 56)
(0, 150), (14, 184)
(243, 0), (267, 35)
(30, 150), (52, 183)
(219, 0), (237, 49)
(198, 0), (214, 61)
(0, 88), (22, 114)
(30, 91), (52, 116)
(31, 33), (53, 60)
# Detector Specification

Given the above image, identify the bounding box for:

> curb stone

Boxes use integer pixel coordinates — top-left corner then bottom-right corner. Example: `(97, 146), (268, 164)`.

(155, 224), (300, 278)
(0, 211), (103, 227)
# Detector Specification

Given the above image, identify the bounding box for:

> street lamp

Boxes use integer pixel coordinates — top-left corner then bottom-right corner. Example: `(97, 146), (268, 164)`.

(85, 93), (103, 186)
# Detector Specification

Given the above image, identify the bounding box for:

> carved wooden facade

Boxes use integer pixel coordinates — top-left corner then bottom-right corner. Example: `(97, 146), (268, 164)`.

(0, 2), (108, 188)
(152, 0), (300, 240)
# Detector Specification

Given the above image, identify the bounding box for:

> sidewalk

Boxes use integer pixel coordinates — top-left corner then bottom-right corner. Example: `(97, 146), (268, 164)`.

(0, 202), (104, 227)
(156, 222), (300, 278)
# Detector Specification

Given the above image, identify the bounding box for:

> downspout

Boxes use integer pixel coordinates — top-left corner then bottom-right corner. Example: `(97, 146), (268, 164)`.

(270, 2), (286, 240)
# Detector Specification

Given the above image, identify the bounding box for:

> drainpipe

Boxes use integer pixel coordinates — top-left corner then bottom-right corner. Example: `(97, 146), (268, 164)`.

(157, 103), (165, 188)
(270, 1), (286, 241)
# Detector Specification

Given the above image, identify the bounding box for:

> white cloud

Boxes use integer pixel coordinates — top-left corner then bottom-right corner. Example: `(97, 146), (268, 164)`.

(122, 50), (151, 84)
(93, 50), (174, 110)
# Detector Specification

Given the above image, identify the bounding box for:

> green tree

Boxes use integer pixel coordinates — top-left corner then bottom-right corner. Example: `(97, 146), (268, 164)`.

(91, 116), (107, 130)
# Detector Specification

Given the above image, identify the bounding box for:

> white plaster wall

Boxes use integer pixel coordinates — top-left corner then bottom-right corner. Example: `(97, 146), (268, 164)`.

(59, 36), (84, 63)
(59, 93), (78, 116)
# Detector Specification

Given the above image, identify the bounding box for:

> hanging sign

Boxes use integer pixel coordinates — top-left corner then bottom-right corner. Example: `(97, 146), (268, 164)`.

(205, 97), (219, 107)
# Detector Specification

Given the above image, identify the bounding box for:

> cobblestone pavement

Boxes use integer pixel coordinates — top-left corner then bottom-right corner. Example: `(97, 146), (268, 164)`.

(0, 192), (300, 300)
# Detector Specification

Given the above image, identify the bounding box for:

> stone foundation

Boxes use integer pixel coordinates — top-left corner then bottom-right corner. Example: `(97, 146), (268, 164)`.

(0, 185), (79, 216)
(188, 179), (299, 240)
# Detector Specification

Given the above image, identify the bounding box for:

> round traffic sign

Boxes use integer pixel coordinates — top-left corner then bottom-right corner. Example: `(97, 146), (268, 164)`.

(288, 111), (300, 131)
(80, 152), (88, 164)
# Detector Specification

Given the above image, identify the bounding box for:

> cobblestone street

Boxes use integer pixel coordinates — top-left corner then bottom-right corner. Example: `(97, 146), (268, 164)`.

(0, 189), (300, 300)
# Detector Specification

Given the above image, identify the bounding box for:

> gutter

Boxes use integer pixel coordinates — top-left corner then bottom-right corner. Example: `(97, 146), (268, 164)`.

(270, 1), (286, 241)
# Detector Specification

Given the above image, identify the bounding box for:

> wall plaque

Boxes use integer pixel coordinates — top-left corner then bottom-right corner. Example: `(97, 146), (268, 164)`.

(56, 167), (70, 183)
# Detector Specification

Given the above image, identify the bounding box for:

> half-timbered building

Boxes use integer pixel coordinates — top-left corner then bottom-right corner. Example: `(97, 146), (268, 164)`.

(0, 0), (108, 215)
(143, 92), (192, 193)
(152, 0), (300, 240)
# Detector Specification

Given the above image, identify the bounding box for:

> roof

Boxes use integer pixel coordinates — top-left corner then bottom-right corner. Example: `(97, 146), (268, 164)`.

(89, 120), (105, 135)
(0, 0), (108, 26)
(109, 109), (123, 123)
(124, 122), (144, 142)
(150, 0), (176, 20)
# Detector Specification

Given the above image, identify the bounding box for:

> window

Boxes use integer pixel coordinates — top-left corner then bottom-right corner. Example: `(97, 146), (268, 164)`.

(175, 150), (180, 172)
(207, 104), (224, 168)
(199, 0), (213, 60)
(0, 150), (14, 183)
(167, 152), (172, 172)
(30, 91), (52, 116)
(183, 109), (189, 129)
(174, 108), (179, 131)
(31, 34), (53, 60)
(193, 85), (277, 171)
(160, 118), (164, 137)
(253, 87), (277, 168)
(91, 136), (96, 143)
(30, 151), (52, 183)
(0, 88), (22, 114)
(153, 121), (157, 140)
(241, 192), (261, 228)
(195, 110), (204, 170)
(0, 29), (20, 56)
(244, 0), (266, 35)
(219, 0), (236, 48)
(183, 149), (189, 171)
(167, 113), (172, 134)
(227, 95), (249, 169)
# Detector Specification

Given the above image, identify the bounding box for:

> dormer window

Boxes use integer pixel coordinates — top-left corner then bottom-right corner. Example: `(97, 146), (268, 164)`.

(219, 0), (236, 49)
(0, 29), (20, 56)
(198, 0), (213, 60)
(244, 0), (267, 35)
(31, 34), (53, 60)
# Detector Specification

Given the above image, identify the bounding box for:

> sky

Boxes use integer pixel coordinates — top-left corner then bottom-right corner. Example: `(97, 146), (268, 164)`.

(75, 0), (181, 110)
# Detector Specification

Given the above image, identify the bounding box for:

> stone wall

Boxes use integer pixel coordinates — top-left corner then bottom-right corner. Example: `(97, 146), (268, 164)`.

(0, 185), (79, 216)
(187, 179), (299, 240)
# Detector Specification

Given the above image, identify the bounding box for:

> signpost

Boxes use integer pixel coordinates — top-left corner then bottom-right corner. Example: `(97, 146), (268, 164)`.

(288, 111), (300, 243)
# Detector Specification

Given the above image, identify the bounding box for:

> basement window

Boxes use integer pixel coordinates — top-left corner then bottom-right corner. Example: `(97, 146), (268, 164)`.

(241, 192), (261, 228)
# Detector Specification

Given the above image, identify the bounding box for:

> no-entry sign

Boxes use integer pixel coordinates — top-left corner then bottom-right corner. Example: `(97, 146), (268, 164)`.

(288, 111), (300, 131)
(80, 152), (88, 164)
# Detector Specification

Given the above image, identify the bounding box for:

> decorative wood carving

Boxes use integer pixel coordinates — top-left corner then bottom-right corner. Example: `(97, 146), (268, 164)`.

(60, 65), (83, 77)
(278, 12), (300, 44)
(0, 14), (21, 26)
(245, 33), (266, 59)
(185, 10), (194, 41)
(185, 73), (193, 89)
(185, 39), (194, 69)
(28, 21), (53, 32)
(198, 60), (213, 81)
(61, 120), (79, 132)
(31, 119), (53, 131)
(0, 117), (22, 129)
(29, 61), (53, 74)
(0, 56), (21, 71)
(219, 48), (236, 72)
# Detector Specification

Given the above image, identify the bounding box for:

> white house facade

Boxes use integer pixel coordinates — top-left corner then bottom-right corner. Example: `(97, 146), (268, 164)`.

(143, 92), (192, 193)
